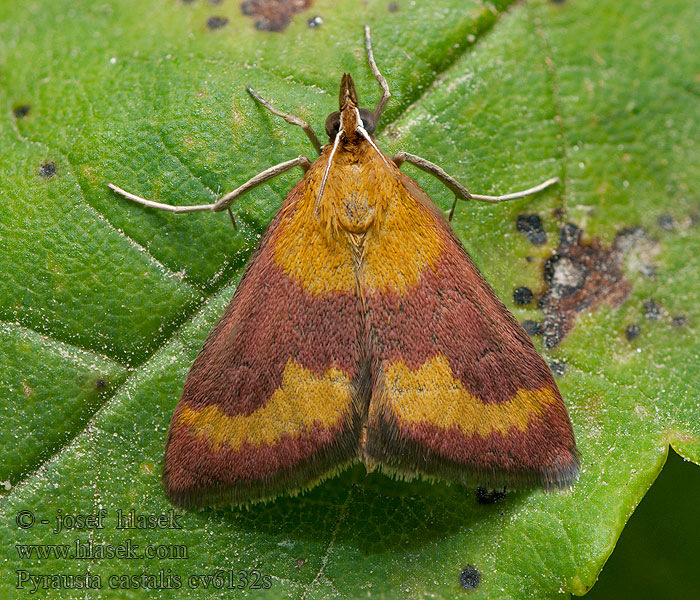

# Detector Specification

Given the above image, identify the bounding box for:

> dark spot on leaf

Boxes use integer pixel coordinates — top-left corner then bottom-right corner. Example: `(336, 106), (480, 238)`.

(39, 161), (57, 178)
(550, 0), (567, 3)
(614, 226), (645, 253)
(643, 299), (662, 321)
(294, 558), (307, 568)
(550, 360), (566, 376)
(476, 487), (506, 504)
(513, 286), (533, 305)
(657, 214), (675, 231)
(625, 324), (640, 340)
(517, 214), (547, 245)
(95, 377), (107, 390)
(459, 565), (481, 590)
(615, 227), (659, 279)
(543, 255), (588, 298)
(539, 224), (634, 348)
(207, 16), (229, 29)
(522, 320), (542, 336)
(559, 222), (582, 252)
(241, 0), (311, 32)
(209, 0), (223, 4)
(671, 315), (686, 327)
(388, 1), (399, 11)
(13, 104), (31, 118)
(307, 15), (322, 28)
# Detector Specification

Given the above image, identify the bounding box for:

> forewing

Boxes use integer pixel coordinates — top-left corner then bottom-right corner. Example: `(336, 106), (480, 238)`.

(163, 177), (365, 507)
(362, 172), (579, 490)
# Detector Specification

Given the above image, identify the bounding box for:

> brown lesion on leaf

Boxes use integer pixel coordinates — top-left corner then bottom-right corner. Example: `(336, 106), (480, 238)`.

(240, 0), (312, 32)
(538, 224), (644, 348)
(22, 380), (34, 398)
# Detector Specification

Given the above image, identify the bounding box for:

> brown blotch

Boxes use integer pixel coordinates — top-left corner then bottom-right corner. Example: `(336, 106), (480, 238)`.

(539, 223), (636, 348)
(240, 0), (311, 32)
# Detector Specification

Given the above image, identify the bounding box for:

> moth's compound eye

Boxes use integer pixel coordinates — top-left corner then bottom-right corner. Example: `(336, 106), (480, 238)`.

(359, 108), (377, 135)
(325, 111), (341, 138)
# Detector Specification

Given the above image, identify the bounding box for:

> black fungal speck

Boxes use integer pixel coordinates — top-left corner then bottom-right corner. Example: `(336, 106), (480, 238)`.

(476, 487), (507, 504)
(388, 1), (399, 11)
(657, 214), (675, 231)
(95, 378), (107, 390)
(517, 214), (547, 245)
(559, 223), (582, 252)
(207, 16), (229, 29)
(209, 0), (223, 4)
(643, 299), (662, 321)
(513, 286), (533, 305)
(671, 315), (686, 327)
(459, 565), (481, 590)
(625, 324), (640, 340)
(550, 360), (566, 376)
(522, 320), (542, 336)
(13, 104), (31, 118)
(307, 15), (323, 28)
(39, 161), (57, 178)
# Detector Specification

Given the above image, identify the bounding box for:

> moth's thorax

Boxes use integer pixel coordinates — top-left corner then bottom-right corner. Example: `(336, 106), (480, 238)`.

(313, 140), (397, 235)
(272, 142), (445, 297)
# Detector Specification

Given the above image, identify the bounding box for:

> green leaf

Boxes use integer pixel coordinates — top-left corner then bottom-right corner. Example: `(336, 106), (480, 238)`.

(1, 0), (698, 598)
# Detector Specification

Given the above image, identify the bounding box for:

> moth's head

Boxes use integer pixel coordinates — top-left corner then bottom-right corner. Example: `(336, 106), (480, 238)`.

(324, 73), (377, 145)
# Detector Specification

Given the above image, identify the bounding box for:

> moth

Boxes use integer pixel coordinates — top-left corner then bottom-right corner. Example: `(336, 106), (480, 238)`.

(110, 26), (579, 507)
